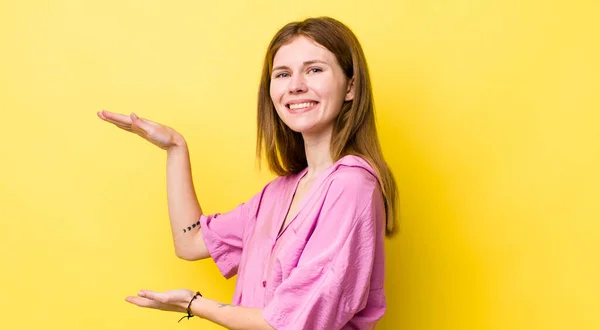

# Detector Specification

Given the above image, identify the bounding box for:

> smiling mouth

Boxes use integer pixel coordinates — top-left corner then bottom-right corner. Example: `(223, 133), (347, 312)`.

(286, 102), (319, 111)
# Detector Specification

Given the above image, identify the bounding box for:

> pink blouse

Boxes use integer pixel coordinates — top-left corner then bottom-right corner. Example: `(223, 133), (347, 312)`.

(200, 155), (386, 329)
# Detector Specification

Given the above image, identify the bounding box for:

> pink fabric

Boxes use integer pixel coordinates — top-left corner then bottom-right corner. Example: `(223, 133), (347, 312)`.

(200, 155), (386, 330)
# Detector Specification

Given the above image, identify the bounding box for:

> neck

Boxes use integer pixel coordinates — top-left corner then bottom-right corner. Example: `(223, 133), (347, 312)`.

(302, 126), (335, 179)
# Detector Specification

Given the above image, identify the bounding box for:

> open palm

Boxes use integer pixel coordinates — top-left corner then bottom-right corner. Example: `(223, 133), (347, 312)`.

(97, 110), (184, 150)
(125, 288), (194, 313)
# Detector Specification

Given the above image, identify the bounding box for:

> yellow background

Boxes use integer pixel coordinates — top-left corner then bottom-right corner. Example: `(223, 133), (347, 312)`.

(1, 0), (598, 329)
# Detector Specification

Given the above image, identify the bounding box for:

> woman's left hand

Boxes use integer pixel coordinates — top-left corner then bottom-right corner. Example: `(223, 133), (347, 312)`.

(125, 288), (195, 313)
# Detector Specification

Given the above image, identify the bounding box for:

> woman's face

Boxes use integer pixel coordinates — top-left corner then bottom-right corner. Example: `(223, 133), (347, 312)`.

(270, 36), (354, 137)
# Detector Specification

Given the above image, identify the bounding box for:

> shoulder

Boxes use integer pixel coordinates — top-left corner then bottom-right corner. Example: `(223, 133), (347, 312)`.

(326, 155), (381, 194)
(305, 156), (384, 245)
(321, 155), (383, 215)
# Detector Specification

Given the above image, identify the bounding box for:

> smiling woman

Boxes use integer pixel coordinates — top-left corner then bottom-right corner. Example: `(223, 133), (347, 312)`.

(99, 16), (398, 330)
(269, 36), (354, 135)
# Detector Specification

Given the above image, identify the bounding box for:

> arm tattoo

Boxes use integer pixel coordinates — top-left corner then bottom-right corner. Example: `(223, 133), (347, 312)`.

(217, 303), (232, 308)
(182, 220), (201, 233)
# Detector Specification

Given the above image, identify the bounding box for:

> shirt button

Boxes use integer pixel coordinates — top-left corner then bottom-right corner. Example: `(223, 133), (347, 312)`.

(262, 281), (266, 287)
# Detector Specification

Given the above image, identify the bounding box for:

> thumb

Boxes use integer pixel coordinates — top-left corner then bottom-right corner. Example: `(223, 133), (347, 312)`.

(130, 113), (151, 133)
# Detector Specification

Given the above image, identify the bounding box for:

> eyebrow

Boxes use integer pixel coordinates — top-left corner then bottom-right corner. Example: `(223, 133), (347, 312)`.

(272, 60), (329, 72)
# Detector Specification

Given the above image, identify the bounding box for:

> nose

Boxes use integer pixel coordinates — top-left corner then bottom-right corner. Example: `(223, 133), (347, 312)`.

(288, 74), (307, 94)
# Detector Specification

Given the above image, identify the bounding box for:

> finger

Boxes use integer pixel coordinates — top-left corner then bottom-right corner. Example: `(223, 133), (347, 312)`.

(99, 114), (132, 128)
(125, 295), (181, 312)
(102, 119), (133, 132)
(131, 114), (161, 139)
(115, 123), (133, 131)
(102, 113), (147, 136)
(138, 290), (167, 304)
(98, 110), (133, 125)
(130, 113), (155, 133)
(125, 296), (161, 308)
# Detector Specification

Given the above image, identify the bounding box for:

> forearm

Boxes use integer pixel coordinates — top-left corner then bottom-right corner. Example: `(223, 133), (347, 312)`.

(186, 297), (274, 330)
(166, 139), (209, 260)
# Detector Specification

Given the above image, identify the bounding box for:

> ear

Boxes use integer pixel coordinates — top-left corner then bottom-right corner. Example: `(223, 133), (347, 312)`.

(344, 76), (355, 101)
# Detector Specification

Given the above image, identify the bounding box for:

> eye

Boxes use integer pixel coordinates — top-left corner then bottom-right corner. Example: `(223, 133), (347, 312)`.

(308, 67), (322, 74)
(274, 72), (290, 79)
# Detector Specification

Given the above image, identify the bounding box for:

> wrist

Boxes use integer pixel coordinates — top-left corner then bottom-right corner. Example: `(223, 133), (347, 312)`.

(177, 290), (196, 310)
(167, 136), (188, 154)
(172, 133), (186, 147)
(172, 133), (187, 148)
(177, 290), (204, 323)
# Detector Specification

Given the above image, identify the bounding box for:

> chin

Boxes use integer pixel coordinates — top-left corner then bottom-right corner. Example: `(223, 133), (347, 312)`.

(285, 123), (316, 134)
(284, 121), (331, 137)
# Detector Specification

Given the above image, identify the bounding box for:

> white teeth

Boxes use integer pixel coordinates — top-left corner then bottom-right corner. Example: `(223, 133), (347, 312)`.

(289, 102), (316, 110)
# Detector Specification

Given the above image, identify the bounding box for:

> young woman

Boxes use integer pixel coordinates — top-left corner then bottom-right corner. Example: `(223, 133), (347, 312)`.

(98, 16), (398, 330)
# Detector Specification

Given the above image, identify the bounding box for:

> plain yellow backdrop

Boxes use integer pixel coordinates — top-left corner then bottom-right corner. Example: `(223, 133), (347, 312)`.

(0, 0), (598, 329)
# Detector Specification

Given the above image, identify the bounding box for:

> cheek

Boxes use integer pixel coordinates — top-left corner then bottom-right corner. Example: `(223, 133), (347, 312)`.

(310, 78), (330, 97)
(269, 81), (285, 103)
(269, 84), (276, 103)
(311, 76), (343, 102)
(269, 84), (286, 118)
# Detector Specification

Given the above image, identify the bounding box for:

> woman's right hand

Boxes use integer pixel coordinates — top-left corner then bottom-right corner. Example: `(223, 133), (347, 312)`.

(97, 110), (185, 150)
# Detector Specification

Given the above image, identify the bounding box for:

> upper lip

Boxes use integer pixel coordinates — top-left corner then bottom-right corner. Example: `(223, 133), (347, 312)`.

(286, 99), (319, 107)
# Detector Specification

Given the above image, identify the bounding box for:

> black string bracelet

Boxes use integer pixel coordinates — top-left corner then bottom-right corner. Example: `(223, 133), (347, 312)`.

(178, 291), (202, 323)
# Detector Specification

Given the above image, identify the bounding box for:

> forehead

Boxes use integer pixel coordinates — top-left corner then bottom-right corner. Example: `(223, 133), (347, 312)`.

(272, 36), (335, 66)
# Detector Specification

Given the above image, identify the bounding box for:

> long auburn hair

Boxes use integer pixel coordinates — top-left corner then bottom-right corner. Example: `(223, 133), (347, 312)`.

(256, 16), (399, 237)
